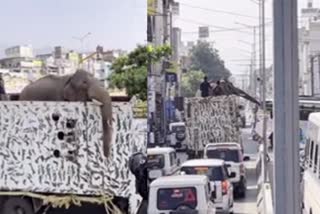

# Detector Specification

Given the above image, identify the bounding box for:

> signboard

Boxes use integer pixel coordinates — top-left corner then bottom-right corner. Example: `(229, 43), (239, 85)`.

(165, 72), (177, 83)
(133, 100), (147, 118)
(198, 26), (209, 39)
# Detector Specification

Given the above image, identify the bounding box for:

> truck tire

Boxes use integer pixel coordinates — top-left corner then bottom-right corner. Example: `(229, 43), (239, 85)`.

(1, 197), (34, 214)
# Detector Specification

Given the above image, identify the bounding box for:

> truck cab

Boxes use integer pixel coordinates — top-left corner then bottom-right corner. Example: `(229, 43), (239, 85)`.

(168, 122), (187, 151)
(148, 175), (216, 214)
(147, 147), (180, 181)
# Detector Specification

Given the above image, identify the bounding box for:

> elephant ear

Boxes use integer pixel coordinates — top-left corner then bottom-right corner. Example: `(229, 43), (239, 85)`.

(62, 75), (75, 101)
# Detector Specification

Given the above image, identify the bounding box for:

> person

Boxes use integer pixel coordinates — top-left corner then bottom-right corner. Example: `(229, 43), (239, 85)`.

(200, 76), (212, 97)
(129, 152), (148, 214)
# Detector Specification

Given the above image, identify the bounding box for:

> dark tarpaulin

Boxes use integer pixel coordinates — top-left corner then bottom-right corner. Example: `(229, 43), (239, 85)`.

(210, 80), (260, 106)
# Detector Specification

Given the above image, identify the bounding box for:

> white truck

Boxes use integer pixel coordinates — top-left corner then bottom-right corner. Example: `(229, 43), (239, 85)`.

(184, 95), (243, 159)
(0, 98), (146, 214)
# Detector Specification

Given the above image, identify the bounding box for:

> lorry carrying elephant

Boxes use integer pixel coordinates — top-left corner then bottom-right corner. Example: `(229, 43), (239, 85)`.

(0, 72), (147, 214)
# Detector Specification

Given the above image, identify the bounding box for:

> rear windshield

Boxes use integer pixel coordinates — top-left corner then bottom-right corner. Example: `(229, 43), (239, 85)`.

(180, 166), (225, 181)
(148, 154), (165, 169)
(157, 187), (197, 210)
(206, 149), (240, 162)
(172, 125), (186, 132)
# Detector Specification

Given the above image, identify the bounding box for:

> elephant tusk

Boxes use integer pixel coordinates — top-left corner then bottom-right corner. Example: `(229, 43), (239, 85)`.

(92, 99), (103, 106)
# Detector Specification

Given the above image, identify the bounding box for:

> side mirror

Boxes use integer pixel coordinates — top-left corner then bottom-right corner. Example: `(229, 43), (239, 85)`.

(243, 156), (250, 161)
(229, 172), (236, 178)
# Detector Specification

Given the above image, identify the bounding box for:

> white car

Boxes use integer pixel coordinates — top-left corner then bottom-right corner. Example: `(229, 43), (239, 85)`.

(148, 175), (216, 214)
(147, 147), (180, 180)
(180, 159), (234, 214)
(204, 142), (249, 198)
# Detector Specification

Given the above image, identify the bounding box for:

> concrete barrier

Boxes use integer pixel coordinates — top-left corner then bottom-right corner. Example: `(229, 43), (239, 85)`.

(257, 183), (274, 214)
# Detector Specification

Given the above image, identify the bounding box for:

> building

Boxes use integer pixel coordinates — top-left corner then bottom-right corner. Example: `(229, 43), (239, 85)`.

(298, 0), (320, 95)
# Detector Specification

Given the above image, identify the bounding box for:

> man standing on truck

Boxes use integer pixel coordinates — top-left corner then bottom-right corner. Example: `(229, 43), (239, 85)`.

(200, 76), (212, 97)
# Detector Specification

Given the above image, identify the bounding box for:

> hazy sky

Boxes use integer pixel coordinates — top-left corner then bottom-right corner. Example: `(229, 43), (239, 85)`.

(175, 0), (312, 75)
(0, 0), (146, 56)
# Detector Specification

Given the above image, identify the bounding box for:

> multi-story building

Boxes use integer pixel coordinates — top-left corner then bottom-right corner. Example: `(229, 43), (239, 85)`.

(298, 0), (320, 95)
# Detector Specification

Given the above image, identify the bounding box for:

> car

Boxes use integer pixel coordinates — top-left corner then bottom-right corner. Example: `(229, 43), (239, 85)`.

(147, 147), (180, 181)
(180, 159), (234, 214)
(204, 142), (249, 198)
(148, 175), (216, 214)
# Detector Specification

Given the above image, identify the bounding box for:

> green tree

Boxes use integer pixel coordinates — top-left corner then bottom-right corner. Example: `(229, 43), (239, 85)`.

(108, 45), (172, 100)
(181, 70), (205, 97)
(190, 41), (231, 81)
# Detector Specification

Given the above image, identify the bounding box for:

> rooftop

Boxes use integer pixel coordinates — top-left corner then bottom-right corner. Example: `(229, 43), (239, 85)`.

(147, 147), (175, 155)
(150, 175), (208, 188)
(181, 159), (225, 167)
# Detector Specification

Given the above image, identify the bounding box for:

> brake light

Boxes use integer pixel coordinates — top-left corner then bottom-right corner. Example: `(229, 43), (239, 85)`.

(222, 180), (228, 195)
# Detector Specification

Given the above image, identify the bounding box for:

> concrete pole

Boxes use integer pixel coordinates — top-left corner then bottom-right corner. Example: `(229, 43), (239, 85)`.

(253, 27), (257, 97)
(273, 0), (300, 213)
(261, 0), (268, 183)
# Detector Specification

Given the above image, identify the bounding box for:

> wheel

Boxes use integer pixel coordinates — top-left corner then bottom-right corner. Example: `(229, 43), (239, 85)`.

(1, 197), (34, 214)
(238, 187), (246, 198)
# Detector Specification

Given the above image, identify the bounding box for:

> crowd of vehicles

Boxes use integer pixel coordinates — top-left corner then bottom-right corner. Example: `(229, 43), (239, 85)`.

(146, 95), (252, 213)
(147, 142), (250, 214)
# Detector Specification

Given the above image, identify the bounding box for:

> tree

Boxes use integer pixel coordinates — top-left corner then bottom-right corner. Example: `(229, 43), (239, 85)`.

(108, 45), (172, 100)
(189, 41), (231, 81)
(181, 70), (205, 97)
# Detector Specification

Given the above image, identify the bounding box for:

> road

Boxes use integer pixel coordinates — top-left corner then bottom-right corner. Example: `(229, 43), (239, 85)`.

(234, 127), (259, 214)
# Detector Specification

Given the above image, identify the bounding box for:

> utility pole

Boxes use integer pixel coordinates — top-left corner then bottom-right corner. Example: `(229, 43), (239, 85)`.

(162, 0), (173, 145)
(261, 0), (268, 183)
(273, 0), (300, 213)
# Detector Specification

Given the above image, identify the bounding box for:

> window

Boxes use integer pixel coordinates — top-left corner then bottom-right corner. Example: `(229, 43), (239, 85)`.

(157, 187), (197, 210)
(169, 152), (177, 166)
(305, 139), (310, 166)
(206, 149), (240, 163)
(310, 141), (314, 168)
(180, 166), (225, 181)
(147, 154), (165, 169)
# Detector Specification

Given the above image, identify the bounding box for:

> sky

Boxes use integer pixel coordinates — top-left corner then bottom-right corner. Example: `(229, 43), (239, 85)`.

(0, 0), (146, 57)
(175, 0), (313, 75)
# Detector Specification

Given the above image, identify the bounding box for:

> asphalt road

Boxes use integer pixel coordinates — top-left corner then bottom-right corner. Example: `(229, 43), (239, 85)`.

(233, 127), (259, 214)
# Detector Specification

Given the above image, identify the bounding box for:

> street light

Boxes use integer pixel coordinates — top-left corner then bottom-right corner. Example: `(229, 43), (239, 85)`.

(72, 32), (92, 52)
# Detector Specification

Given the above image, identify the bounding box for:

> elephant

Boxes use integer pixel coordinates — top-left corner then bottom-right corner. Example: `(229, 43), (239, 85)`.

(19, 69), (113, 157)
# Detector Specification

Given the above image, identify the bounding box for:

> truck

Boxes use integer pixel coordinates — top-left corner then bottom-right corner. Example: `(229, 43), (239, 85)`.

(0, 97), (146, 214)
(184, 95), (243, 159)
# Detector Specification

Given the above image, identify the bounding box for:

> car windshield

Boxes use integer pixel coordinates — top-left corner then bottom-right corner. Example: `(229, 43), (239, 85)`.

(172, 125), (186, 132)
(206, 149), (240, 162)
(157, 187), (197, 210)
(148, 154), (165, 169)
(180, 166), (225, 181)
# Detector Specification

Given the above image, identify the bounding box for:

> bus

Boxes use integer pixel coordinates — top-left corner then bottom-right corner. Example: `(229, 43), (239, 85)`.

(302, 112), (320, 214)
